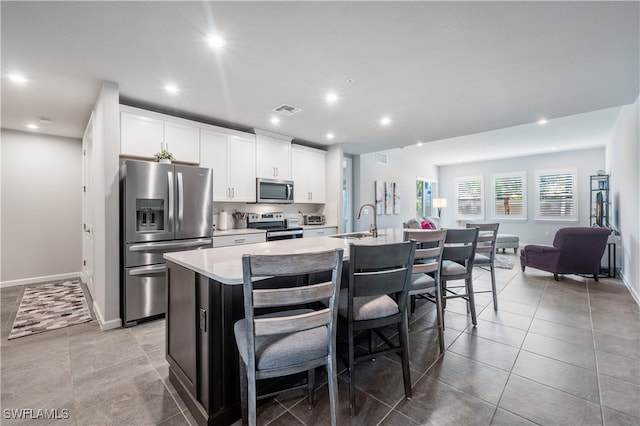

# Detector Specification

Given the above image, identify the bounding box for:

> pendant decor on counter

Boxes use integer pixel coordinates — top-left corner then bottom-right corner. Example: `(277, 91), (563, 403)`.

(375, 181), (400, 216)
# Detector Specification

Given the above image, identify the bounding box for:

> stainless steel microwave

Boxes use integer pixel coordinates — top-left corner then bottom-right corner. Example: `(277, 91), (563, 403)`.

(256, 178), (294, 203)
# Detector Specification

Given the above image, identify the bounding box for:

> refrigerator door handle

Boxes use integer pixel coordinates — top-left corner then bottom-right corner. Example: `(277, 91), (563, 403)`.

(128, 264), (167, 276)
(167, 171), (174, 227)
(177, 172), (184, 231)
(129, 238), (213, 252)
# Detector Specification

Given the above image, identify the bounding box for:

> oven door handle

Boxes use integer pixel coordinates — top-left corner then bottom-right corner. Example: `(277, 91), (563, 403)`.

(267, 229), (303, 238)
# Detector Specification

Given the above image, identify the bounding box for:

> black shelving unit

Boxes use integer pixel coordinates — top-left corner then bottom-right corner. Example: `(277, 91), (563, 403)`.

(590, 174), (609, 228)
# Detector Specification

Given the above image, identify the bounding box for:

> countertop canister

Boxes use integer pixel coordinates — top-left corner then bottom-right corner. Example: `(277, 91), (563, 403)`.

(218, 212), (229, 231)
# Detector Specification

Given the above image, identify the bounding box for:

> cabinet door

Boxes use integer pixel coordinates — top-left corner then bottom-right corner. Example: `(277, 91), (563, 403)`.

(120, 111), (164, 158)
(292, 146), (326, 203)
(227, 136), (256, 202)
(256, 135), (291, 179)
(292, 147), (310, 202)
(200, 130), (230, 202)
(164, 121), (200, 164)
(307, 149), (326, 203)
(303, 227), (337, 238)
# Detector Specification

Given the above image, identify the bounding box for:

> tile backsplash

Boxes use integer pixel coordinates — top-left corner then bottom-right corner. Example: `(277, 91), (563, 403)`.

(213, 202), (325, 229)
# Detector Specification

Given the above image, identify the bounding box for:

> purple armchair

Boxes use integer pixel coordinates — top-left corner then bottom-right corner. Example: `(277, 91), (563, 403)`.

(520, 227), (611, 281)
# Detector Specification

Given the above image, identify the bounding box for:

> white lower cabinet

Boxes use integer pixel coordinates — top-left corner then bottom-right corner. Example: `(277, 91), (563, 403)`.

(200, 129), (256, 202)
(303, 227), (337, 238)
(212, 233), (266, 248)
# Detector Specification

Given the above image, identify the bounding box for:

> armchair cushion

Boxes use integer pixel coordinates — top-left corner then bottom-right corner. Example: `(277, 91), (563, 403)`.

(520, 227), (610, 279)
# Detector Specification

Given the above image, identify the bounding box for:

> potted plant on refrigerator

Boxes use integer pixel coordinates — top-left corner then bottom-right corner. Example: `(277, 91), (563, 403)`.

(153, 143), (175, 164)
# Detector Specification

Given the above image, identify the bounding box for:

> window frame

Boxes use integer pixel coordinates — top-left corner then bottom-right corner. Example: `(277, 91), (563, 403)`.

(490, 171), (527, 220)
(455, 175), (484, 220)
(534, 167), (579, 222)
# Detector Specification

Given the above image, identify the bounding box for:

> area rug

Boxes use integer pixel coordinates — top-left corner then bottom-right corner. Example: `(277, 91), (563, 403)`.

(8, 278), (92, 340)
(494, 254), (516, 270)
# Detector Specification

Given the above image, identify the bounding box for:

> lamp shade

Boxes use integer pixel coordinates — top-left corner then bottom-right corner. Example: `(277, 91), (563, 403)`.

(432, 198), (447, 208)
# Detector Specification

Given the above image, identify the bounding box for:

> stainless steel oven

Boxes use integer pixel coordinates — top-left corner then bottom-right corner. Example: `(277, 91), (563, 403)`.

(247, 212), (303, 241)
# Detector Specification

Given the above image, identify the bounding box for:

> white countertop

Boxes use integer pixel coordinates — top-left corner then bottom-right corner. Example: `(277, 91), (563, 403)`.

(165, 228), (407, 284)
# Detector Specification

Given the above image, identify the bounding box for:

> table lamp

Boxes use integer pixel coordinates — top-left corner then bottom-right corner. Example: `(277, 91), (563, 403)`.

(433, 198), (447, 218)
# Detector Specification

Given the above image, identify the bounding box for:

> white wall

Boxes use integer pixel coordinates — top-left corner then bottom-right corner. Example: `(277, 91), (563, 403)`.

(606, 96), (639, 303)
(88, 81), (121, 330)
(438, 148), (605, 245)
(1, 129), (82, 284)
(354, 145), (438, 232)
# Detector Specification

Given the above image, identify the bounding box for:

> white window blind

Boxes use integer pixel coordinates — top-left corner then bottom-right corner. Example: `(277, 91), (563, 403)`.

(535, 168), (578, 221)
(492, 172), (526, 219)
(455, 175), (484, 219)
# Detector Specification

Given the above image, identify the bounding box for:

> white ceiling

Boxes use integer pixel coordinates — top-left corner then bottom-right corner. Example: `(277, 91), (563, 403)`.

(1, 1), (638, 158)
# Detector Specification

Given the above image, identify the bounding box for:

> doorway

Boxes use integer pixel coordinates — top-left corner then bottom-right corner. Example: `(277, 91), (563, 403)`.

(343, 157), (353, 233)
(81, 114), (95, 294)
(416, 178), (437, 218)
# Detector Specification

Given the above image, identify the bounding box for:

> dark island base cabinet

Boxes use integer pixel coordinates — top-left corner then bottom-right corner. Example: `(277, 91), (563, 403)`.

(166, 261), (244, 426)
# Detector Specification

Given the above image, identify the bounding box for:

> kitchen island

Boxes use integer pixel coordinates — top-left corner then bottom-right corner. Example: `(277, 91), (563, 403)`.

(163, 229), (408, 425)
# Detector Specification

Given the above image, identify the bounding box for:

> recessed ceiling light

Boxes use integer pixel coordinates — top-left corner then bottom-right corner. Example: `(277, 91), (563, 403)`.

(538, 118), (548, 125)
(551, 147), (557, 151)
(270, 116), (280, 125)
(416, 142), (423, 147)
(207, 34), (226, 49)
(326, 133), (335, 140)
(26, 123), (38, 130)
(325, 92), (338, 104)
(8, 73), (27, 84)
(380, 116), (391, 126)
(165, 84), (179, 94)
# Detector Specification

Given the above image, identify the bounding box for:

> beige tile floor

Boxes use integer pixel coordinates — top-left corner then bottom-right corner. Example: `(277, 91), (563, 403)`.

(1, 256), (639, 425)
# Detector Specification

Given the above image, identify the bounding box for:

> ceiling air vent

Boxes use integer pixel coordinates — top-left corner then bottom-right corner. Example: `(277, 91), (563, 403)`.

(272, 104), (302, 116)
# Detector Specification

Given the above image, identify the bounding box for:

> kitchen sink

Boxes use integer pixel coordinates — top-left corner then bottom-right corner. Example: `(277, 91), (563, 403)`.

(330, 232), (384, 239)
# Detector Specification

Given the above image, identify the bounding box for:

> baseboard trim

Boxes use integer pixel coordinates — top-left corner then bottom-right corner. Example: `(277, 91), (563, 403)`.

(0, 272), (82, 288)
(91, 300), (122, 331)
(618, 270), (640, 307)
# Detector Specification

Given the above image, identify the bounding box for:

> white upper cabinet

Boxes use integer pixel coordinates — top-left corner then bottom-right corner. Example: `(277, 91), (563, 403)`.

(255, 130), (292, 180)
(200, 128), (256, 202)
(292, 144), (326, 203)
(120, 106), (200, 164)
(163, 121), (200, 164)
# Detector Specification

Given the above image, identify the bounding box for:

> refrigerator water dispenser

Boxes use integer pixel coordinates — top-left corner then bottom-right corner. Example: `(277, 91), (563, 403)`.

(136, 199), (164, 232)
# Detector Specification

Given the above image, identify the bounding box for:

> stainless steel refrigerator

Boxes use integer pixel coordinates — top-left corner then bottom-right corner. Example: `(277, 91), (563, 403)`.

(120, 160), (213, 326)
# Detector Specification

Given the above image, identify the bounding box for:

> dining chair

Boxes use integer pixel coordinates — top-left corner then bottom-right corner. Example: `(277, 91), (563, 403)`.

(341, 240), (416, 416)
(440, 227), (479, 326)
(466, 222), (500, 310)
(234, 249), (344, 426)
(403, 229), (447, 352)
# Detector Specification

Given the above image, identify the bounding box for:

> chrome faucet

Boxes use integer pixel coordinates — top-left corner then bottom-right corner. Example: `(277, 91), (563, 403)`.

(356, 203), (378, 237)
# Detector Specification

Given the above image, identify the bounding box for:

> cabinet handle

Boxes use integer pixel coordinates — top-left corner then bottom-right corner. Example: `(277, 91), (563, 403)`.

(234, 238), (246, 244)
(231, 188), (235, 198)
